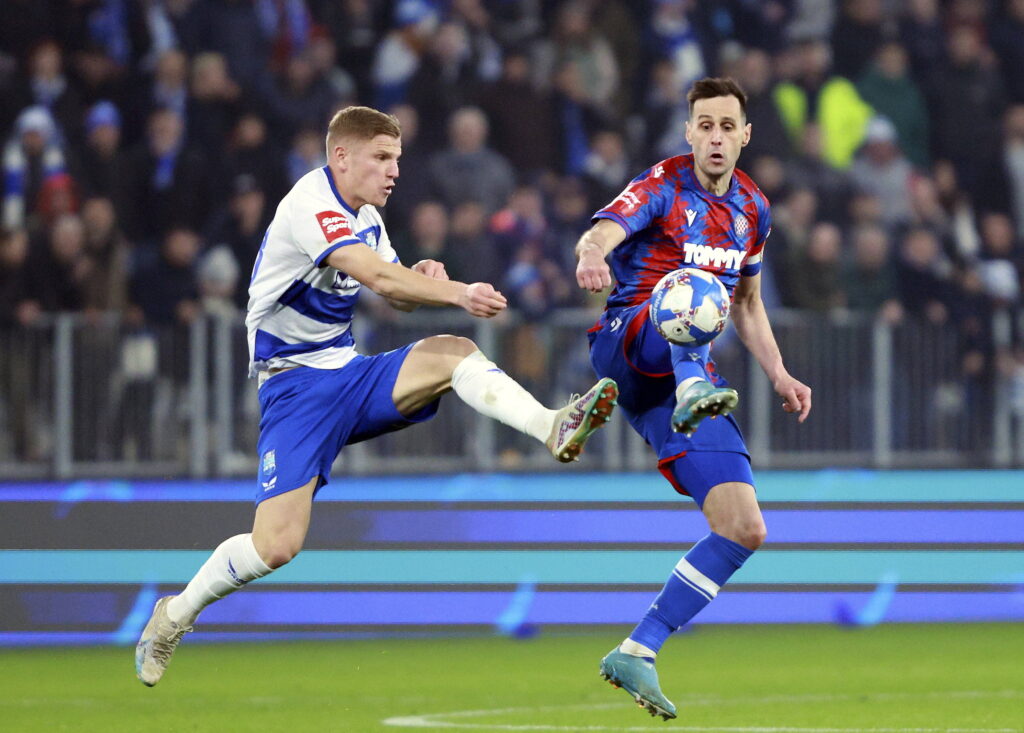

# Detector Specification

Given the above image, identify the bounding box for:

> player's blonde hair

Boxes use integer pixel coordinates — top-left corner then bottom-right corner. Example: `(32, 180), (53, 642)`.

(325, 106), (401, 156)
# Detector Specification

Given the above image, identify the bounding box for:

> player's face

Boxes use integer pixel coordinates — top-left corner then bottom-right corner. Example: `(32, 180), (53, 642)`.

(685, 96), (751, 182)
(339, 134), (401, 209)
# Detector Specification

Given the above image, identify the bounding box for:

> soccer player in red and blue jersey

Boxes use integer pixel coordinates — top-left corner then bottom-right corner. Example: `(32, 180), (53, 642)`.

(575, 78), (812, 720)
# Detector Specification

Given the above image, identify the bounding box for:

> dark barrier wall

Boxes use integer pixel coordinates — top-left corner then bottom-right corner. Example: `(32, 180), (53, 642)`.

(2, 471), (1022, 645)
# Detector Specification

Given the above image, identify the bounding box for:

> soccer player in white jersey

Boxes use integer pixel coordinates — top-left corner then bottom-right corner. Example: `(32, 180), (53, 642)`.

(135, 106), (619, 686)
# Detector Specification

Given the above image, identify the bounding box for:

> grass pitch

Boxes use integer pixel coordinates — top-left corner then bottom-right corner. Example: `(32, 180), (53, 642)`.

(1, 624), (1021, 732)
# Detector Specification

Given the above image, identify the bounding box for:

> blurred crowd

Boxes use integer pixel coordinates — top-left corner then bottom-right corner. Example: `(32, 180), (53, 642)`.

(2, 0), (1024, 398)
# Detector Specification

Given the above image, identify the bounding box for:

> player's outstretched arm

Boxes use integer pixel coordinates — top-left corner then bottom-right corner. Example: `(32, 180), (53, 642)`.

(575, 218), (628, 293)
(326, 243), (506, 317)
(731, 273), (812, 422)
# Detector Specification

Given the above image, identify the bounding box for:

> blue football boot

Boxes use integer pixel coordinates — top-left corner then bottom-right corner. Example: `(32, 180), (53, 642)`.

(671, 380), (738, 437)
(599, 647), (677, 720)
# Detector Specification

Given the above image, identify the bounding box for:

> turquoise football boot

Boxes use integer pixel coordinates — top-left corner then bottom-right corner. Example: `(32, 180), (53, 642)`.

(671, 380), (738, 437)
(599, 647), (677, 720)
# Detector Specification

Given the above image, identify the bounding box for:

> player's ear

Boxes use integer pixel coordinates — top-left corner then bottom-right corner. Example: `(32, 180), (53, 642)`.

(684, 120), (692, 146)
(741, 122), (751, 147)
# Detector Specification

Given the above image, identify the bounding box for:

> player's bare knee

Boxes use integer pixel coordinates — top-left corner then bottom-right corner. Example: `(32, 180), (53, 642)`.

(254, 534), (304, 569)
(732, 520), (766, 551)
(713, 517), (766, 550)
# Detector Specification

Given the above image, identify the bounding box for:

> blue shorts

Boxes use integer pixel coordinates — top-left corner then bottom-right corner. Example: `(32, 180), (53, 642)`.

(588, 303), (751, 506)
(254, 343), (439, 504)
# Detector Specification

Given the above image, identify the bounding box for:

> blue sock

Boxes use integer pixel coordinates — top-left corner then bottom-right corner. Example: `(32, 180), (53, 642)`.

(670, 343), (710, 385)
(629, 532), (753, 653)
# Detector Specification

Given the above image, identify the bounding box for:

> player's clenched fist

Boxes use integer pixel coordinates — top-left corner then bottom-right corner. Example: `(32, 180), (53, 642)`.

(576, 246), (613, 293)
(460, 282), (507, 318)
(412, 259), (449, 280)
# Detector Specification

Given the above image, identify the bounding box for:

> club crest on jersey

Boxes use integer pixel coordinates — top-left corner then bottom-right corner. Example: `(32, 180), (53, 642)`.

(316, 210), (352, 243)
(734, 214), (749, 236)
(261, 449), (276, 476)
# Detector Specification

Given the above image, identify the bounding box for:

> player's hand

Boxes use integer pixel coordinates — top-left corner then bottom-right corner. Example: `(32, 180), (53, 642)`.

(576, 245), (612, 293)
(412, 259), (449, 280)
(774, 375), (812, 423)
(460, 282), (507, 318)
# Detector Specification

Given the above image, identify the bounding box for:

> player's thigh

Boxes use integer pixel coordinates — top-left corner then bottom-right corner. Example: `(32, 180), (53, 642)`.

(702, 480), (766, 550)
(251, 476), (317, 567)
(392, 334), (477, 415)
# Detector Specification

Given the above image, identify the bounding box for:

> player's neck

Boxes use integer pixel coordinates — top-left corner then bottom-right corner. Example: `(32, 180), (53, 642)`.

(694, 167), (733, 197)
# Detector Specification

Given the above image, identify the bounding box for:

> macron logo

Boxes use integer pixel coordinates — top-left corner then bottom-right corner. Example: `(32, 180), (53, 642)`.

(316, 211), (352, 243)
(682, 242), (744, 270)
(685, 209), (696, 227)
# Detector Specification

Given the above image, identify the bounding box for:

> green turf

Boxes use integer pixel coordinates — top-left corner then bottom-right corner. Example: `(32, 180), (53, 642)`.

(1, 624), (1021, 732)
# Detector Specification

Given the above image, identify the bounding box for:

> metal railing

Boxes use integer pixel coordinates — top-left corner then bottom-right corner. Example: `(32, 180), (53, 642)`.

(1, 307), (1022, 479)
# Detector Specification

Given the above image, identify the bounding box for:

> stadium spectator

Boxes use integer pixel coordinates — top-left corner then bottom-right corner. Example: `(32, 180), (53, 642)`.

(312, 0), (388, 104)
(73, 100), (124, 200)
(370, 0), (439, 110)
(187, 52), (243, 164)
(256, 50), (338, 140)
(896, 226), (955, 324)
(848, 116), (915, 230)
(448, 199), (498, 283)
(898, 0), (946, 81)
(477, 47), (558, 179)
(79, 196), (130, 314)
(284, 126), (327, 185)
(2, 106), (68, 232)
(784, 122), (855, 224)
(841, 223), (901, 322)
(732, 48), (792, 163)
(641, 58), (690, 163)
(856, 41), (930, 169)
(380, 103), (433, 235)
(27, 214), (88, 314)
(406, 22), (480, 152)
(924, 24), (1005, 201)
(533, 1), (619, 113)
(221, 111), (288, 204)
(830, 0), (888, 81)
(7, 40), (83, 147)
(773, 37), (874, 169)
(581, 128), (631, 212)
(991, 0), (1024, 105)
(117, 107), (208, 243)
(129, 226), (202, 328)
(976, 212), (1023, 307)
(206, 174), (271, 308)
(976, 105), (1024, 235)
(428, 106), (515, 215)
(785, 221), (846, 312)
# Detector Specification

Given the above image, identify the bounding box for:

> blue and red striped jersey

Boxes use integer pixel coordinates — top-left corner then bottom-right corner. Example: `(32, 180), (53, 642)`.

(593, 153), (771, 309)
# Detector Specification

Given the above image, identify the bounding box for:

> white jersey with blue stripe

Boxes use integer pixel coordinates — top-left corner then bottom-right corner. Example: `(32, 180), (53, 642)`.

(245, 166), (399, 377)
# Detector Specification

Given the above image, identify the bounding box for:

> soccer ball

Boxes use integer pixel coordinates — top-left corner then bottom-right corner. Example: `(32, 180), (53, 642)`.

(649, 268), (730, 346)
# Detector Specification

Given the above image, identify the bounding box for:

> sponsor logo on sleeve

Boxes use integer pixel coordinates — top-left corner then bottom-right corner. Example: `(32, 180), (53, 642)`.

(316, 211), (353, 243)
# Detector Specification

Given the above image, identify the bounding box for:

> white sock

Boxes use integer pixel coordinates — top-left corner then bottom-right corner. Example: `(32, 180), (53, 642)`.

(675, 376), (705, 402)
(166, 533), (272, 625)
(450, 350), (556, 442)
(620, 638), (658, 658)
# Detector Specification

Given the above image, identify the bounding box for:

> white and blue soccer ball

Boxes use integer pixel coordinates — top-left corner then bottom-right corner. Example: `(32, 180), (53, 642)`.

(649, 268), (730, 346)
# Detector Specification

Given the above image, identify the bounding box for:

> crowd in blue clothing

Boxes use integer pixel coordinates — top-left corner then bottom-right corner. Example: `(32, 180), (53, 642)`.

(1, 0), (1023, 387)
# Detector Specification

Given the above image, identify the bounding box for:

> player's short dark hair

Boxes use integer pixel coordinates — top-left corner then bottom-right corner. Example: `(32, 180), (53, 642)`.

(326, 106), (401, 153)
(686, 77), (748, 119)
